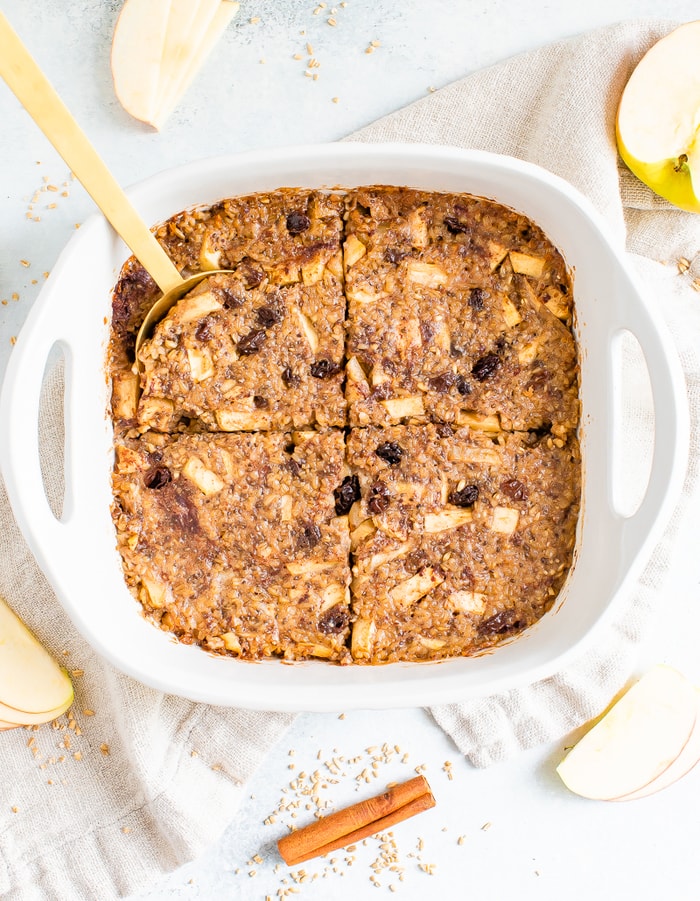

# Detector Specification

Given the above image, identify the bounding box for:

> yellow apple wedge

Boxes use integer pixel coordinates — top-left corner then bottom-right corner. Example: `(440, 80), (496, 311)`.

(0, 720), (20, 731)
(556, 665), (697, 800)
(616, 20), (700, 213)
(111, 0), (172, 125)
(0, 595), (73, 716)
(613, 686), (700, 801)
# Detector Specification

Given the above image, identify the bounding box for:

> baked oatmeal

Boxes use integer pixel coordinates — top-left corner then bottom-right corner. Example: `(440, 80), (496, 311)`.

(109, 184), (581, 665)
(111, 429), (352, 661)
(345, 424), (580, 663)
(344, 187), (578, 437)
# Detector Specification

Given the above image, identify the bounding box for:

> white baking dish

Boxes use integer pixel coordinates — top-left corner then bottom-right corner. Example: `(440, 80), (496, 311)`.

(0, 144), (689, 711)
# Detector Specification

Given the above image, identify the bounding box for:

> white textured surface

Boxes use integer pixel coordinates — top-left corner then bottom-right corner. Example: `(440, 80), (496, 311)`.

(1, 1), (700, 899)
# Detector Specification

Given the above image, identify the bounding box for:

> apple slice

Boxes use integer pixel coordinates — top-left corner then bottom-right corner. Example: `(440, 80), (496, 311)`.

(616, 20), (700, 213)
(151, 0), (217, 119)
(614, 687), (700, 801)
(0, 720), (20, 731)
(150, 0), (240, 130)
(0, 699), (72, 726)
(0, 596), (73, 715)
(111, 0), (172, 125)
(556, 665), (697, 800)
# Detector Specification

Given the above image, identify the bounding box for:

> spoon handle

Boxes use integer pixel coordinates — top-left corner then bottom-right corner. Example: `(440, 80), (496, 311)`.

(0, 12), (183, 295)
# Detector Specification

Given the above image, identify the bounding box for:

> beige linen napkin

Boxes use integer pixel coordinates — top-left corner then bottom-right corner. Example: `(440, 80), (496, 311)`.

(349, 18), (700, 767)
(0, 361), (294, 897)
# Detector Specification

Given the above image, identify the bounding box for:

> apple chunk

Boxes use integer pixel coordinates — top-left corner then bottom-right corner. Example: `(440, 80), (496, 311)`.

(0, 596), (73, 715)
(614, 687), (700, 801)
(616, 20), (700, 213)
(556, 665), (697, 800)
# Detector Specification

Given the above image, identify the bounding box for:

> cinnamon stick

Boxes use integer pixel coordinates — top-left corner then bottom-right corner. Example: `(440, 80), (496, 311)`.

(277, 775), (435, 866)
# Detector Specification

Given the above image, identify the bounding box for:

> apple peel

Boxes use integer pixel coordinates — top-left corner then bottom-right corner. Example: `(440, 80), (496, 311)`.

(556, 665), (698, 801)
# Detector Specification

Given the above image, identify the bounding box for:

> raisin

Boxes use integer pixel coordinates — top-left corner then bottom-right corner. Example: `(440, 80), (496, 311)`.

(144, 466), (171, 489)
(367, 482), (390, 514)
(256, 303), (283, 327)
(444, 215), (470, 235)
(479, 610), (524, 636)
(297, 521), (321, 549)
(286, 457), (302, 477)
(520, 226), (532, 240)
(371, 383), (392, 401)
(221, 286), (245, 309)
(253, 395), (269, 408)
(526, 370), (550, 390)
(455, 375), (471, 395)
(448, 484), (479, 507)
(469, 287), (487, 310)
(281, 367), (301, 387)
(286, 211), (311, 234)
(472, 353), (500, 381)
(500, 478), (528, 501)
(237, 328), (267, 355)
(450, 341), (464, 358)
(428, 371), (455, 394)
(195, 318), (213, 341)
(385, 247), (408, 264)
(310, 359), (341, 379)
(434, 421), (454, 438)
(375, 441), (403, 465)
(333, 475), (360, 515)
(406, 548), (429, 571)
(240, 258), (264, 288)
(557, 282), (569, 295)
(319, 604), (349, 635)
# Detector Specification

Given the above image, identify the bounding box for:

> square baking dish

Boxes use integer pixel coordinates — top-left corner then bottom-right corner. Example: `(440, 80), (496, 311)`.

(0, 143), (688, 710)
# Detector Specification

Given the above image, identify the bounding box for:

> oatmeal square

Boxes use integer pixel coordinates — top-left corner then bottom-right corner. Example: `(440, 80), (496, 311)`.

(344, 187), (579, 437)
(111, 429), (352, 661)
(345, 424), (580, 663)
(110, 189), (347, 433)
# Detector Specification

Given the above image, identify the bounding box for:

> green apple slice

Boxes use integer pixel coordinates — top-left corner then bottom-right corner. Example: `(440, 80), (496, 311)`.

(0, 596), (73, 715)
(616, 20), (700, 213)
(556, 665), (697, 800)
(614, 687), (700, 801)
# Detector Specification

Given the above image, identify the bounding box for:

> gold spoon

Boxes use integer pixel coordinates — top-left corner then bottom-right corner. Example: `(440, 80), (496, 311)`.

(0, 12), (225, 361)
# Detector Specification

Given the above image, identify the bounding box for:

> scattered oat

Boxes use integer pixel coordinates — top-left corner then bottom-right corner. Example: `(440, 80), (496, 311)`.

(481, 822), (492, 831)
(249, 16), (260, 24)
(328, 17), (337, 25)
(677, 257), (691, 274)
(457, 835), (466, 845)
(692, 277), (700, 292)
(100, 743), (110, 756)
(332, 96), (339, 103)
(427, 86), (437, 93)
(11, 807), (18, 813)
(71, 669), (84, 677)
(121, 826), (131, 834)
(11, 292), (19, 300)
(338, 713), (345, 719)
(10, 336), (17, 346)
(20, 259), (30, 267)
(73, 751), (82, 761)
(293, 53), (303, 60)
(82, 709), (95, 716)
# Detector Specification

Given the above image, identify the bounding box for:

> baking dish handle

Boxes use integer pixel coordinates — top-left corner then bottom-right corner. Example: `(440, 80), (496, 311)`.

(0, 311), (71, 557)
(614, 271), (689, 576)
